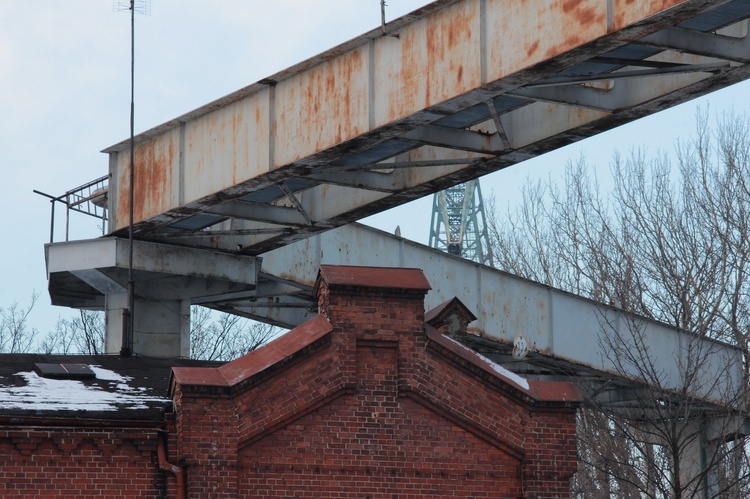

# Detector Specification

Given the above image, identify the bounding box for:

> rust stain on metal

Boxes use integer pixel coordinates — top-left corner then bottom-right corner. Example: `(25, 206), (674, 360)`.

(426, 2), (476, 107)
(396, 24), (421, 123)
(119, 138), (176, 225)
(526, 40), (540, 58)
(133, 141), (175, 221)
(561, 0), (603, 26)
(230, 107), (245, 184)
(385, 1), (478, 124)
(274, 46), (368, 166)
(487, 0), (606, 81)
(545, 0), (606, 58)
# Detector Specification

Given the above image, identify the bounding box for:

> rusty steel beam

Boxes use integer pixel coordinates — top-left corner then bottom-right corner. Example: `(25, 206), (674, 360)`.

(99, 0), (750, 254)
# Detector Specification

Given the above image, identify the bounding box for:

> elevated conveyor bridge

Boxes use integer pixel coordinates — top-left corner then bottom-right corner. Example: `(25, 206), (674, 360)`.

(100, 0), (750, 255)
(46, 0), (750, 417)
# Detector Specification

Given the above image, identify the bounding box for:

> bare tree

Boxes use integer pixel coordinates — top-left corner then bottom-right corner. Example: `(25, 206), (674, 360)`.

(190, 306), (280, 361)
(579, 312), (750, 498)
(0, 293), (39, 353)
(40, 306), (279, 360)
(488, 109), (750, 497)
(40, 309), (105, 355)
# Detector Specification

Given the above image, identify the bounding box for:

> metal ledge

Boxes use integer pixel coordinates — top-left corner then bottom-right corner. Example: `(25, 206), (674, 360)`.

(45, 238), (260, 304)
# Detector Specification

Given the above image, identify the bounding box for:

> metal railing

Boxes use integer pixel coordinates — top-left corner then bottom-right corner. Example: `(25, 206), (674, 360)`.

(35, 175), (109, 243)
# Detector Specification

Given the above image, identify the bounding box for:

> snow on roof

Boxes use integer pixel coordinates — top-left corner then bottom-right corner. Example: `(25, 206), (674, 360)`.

(441, 334), (531, 390)
(0, 365), (171, 413)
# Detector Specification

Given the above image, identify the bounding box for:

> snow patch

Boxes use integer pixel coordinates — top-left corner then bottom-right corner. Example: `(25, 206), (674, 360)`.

(443, 335), (530, 390)
(0, 366), (170, 412)
(90, 365), (132, 382)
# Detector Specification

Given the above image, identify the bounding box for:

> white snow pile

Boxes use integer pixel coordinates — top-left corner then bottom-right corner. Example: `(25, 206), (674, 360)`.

(0, 366), (170, 412)
(443, 335), (530, 390)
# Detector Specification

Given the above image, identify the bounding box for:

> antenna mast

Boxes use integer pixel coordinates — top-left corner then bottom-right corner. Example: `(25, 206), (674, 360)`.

(114, 0), (151, 356)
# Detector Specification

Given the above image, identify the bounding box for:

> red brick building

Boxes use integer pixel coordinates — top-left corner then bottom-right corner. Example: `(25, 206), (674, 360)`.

(0, 265), (581, 498)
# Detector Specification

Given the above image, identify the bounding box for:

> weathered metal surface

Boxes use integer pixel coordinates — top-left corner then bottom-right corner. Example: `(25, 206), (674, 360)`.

(372, 0), (482, 124)
(275, 46), (370, 166)
(243, 223), (744, 404)
(612, 0), (684, 31)
(484, 0), (607, 81)
(45, 238), (260, 306)
(114, 128), (180, 228)
(183, 91), (271, 204)
(100, 0), (750, 256)
(47, 238), (258, 286)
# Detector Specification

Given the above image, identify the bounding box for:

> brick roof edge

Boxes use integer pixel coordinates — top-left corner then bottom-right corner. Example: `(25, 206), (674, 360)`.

(315, 265), (431, 295)
(426, 326), (582, 405)
(425, 297), (477, 326)
(170, 314), (333, 392)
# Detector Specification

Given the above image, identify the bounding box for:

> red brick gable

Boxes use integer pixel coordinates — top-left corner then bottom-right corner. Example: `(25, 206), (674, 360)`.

(239, 344), (524, 497)
(171, 265), (581, 498)
(425, 296), (478, 328)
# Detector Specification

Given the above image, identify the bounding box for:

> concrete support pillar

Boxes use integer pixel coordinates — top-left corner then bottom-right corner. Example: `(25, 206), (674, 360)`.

(104, 293), (128, 355)
(678, 420), (720, 499)
(45, 237), (260, 359)
(105, 292), (190, 358)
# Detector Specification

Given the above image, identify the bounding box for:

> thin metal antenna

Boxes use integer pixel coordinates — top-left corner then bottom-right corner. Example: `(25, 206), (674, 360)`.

(114, 0), (151, 15)
(114, 0), (151, 356)
(381, 0), (387, 35)
(380, 0), (399, 38)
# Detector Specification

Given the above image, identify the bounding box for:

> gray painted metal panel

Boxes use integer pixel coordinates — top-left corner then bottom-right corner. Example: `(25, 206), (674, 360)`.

(255, 223), (743, 403)
(45, 238), (262, 313)
(46, 238), (259, 286)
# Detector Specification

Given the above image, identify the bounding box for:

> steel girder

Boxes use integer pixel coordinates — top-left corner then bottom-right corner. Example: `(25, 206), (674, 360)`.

(99, 0), (750, 256)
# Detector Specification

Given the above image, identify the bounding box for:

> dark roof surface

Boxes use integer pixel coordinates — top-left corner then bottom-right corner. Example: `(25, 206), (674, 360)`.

(0, 354), (219, 423)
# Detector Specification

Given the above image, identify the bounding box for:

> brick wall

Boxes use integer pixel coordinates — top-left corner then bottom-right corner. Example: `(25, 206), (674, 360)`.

(0, 266), (583, 498)
(524, 411), (580, 498)
(172, 386), (238, 498)
(239, 342), (524, 497)
(0, 427), (165, 498)
(173, 265), (581, 498)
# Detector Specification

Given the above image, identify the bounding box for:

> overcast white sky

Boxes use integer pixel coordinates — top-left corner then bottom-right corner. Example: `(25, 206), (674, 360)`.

(1, 1), (748, 339)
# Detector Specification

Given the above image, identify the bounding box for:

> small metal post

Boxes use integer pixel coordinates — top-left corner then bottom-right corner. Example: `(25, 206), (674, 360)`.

(50, 200), (56, 243)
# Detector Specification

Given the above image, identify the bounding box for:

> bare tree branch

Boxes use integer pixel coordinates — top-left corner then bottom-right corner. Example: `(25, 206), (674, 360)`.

(488, 108), (750, 497)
